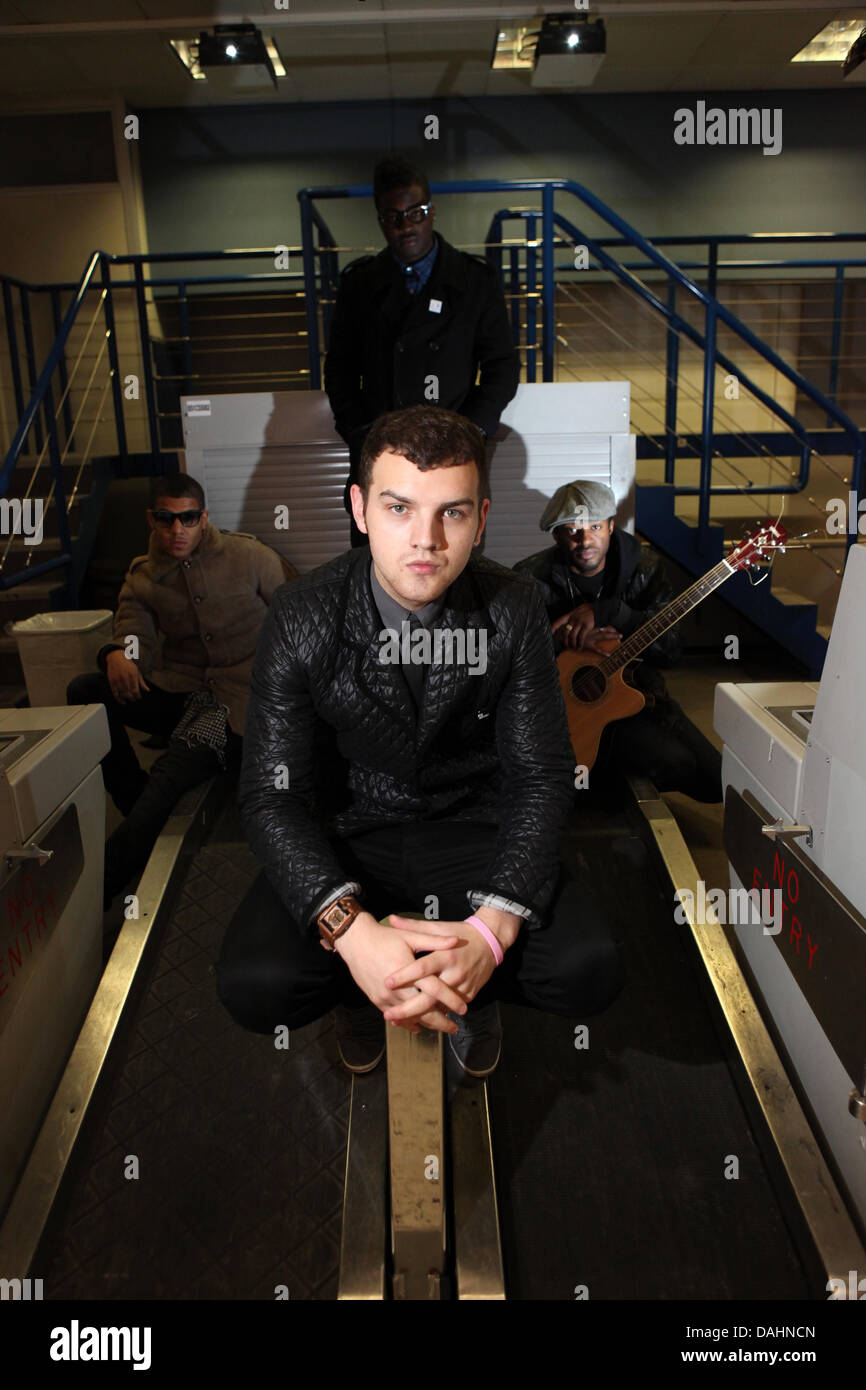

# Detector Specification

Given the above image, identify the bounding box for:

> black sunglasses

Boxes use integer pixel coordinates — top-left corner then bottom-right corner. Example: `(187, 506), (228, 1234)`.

(152, 508), (203, 529)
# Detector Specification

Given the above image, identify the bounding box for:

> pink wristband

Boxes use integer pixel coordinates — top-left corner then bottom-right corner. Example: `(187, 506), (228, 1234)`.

(464, 914), (504, 966)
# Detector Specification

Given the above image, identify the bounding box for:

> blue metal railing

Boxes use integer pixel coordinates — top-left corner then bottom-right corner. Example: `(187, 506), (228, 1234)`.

(488, 208), (816, 484)
(486, 210), (866, 451)
(298, 180), (863, 555)
(2, 182), (864, 603)
(0, 248), (304, 593)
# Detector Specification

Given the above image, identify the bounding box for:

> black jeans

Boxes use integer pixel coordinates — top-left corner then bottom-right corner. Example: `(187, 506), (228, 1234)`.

(596, 695), (722, 803)
(216, 821), (624, 1033)
(67, 670), (241, 898)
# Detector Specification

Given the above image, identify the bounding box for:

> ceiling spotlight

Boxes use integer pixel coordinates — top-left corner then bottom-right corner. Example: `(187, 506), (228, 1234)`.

(533, 14), (606, 89)
(196, 23), (280, 90)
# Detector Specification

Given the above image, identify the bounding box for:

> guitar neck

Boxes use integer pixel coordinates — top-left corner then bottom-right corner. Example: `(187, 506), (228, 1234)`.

(597, 556), (734, 674)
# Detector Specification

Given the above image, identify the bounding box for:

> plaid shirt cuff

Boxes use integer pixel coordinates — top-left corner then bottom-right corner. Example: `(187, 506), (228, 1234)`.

(309, 881), (363, 928)
(467, 890), (537, 929)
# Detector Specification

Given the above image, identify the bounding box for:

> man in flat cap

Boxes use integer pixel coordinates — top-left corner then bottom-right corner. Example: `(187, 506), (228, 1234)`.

(513, 481), (721, 803)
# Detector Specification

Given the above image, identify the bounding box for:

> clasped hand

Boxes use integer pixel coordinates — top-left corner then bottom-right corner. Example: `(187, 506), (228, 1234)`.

(336, 912), (499, 1036)
(383, 915), (498, 1033)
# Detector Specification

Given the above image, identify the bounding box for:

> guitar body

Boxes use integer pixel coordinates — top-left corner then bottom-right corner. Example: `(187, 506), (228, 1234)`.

(553, 521), (787, 774)
(558, 644), (646, 771)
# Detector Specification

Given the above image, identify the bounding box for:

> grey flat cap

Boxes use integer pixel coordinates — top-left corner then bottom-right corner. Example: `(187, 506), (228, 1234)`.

(540, 480), (618, 532)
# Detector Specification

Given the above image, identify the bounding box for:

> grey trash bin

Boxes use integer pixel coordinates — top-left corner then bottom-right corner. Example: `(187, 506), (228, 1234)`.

(10, 610), (113, 707)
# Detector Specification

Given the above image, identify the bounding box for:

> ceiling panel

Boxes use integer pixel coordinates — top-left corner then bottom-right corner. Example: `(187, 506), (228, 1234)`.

(0, 3), (862, 106)
(688, 13), (838, 63)
(139, 0), (281, 15)
(603, 14), (723, 64)
(5, 0), (144, 18)
(278, 27), (388, 59)
(0, 38), (95, 93)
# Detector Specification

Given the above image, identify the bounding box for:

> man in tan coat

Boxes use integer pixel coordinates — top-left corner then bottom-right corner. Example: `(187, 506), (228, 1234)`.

(67, 473), (295, 908)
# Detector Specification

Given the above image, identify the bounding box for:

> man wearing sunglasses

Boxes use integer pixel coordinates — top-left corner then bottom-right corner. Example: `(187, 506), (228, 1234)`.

(67, 474), (294, 912)
(324, 154), (520, 546)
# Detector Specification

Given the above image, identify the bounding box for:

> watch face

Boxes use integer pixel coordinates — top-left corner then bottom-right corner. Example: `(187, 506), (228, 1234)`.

(323, 903), (346, 932)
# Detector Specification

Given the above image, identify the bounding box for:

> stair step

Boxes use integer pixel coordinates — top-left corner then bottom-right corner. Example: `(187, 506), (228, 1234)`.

(0, 579), (56, 599)
(755, 583), (816, 610)
(0, 583), (60, 626)
(13, 458), (95, 489)
(2, 537), (67, 556)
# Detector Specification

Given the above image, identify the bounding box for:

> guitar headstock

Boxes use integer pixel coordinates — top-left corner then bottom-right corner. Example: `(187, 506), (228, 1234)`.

(728, 521), (787, 571)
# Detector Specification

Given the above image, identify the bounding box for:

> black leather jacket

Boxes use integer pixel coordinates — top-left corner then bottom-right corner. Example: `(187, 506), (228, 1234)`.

(513, 528), (682, 695)
(323, 234), (520, 444)
(239, 546), (574, 939)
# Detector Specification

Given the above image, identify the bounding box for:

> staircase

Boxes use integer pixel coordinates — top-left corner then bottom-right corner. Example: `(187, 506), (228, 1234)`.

(3, 182), (863, 695)
(634, 480), (832, 674)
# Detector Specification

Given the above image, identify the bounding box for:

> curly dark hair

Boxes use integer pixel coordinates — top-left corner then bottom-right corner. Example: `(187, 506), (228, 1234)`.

(358, 406), (489, 502)
(373, 154), (430, 209)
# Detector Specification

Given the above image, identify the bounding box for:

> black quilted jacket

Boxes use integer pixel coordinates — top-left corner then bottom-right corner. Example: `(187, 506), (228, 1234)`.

(239, 545), (575, 938)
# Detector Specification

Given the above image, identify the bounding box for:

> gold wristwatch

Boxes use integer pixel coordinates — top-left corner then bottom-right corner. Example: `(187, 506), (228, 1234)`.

(317, 894), (363, 951)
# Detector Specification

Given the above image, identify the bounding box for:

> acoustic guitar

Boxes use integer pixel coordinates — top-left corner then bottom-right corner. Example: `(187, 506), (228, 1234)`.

(557, 521), (787, 771)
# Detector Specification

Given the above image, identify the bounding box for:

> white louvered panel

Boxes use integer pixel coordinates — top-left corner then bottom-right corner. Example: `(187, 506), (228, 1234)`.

(181, 391), (353, 572)
(181, 385), (634, 575)
(483, 429), (634, 569)
(186, 443), (350, 575)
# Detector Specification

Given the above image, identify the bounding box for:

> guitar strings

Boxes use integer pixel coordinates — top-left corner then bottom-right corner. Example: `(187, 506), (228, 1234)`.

(568, 522), (787, 695)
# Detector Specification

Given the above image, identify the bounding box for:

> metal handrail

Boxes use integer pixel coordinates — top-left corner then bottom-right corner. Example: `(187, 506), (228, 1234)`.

(2, 190), (865, 603)
(0, 247), (307, 593)
(298, 179), (863, 557)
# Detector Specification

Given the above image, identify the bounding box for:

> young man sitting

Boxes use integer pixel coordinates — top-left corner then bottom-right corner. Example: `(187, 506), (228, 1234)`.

(217, 406), (623, 1077)
(67, 474), (293, 910)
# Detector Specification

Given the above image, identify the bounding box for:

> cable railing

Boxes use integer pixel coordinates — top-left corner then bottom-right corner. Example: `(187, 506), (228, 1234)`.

(2, 181), (865, 605)
(555, 279), (847, 584)
(0, 248), (306, 594)
(298, 180), (863, 559)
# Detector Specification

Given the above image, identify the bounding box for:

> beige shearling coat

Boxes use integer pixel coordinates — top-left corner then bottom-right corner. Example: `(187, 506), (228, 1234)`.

(112, 525), (296, 735)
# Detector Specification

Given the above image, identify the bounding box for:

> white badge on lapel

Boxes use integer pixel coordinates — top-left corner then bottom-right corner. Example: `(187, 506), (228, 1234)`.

(428, 298), (443, 314)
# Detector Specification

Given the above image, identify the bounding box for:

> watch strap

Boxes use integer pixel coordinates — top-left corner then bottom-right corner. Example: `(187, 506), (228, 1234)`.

(317, 894), (363, 951)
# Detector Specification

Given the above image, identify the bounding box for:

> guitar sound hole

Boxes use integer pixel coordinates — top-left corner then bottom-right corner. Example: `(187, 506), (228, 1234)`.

(571, 666), (606, 702)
